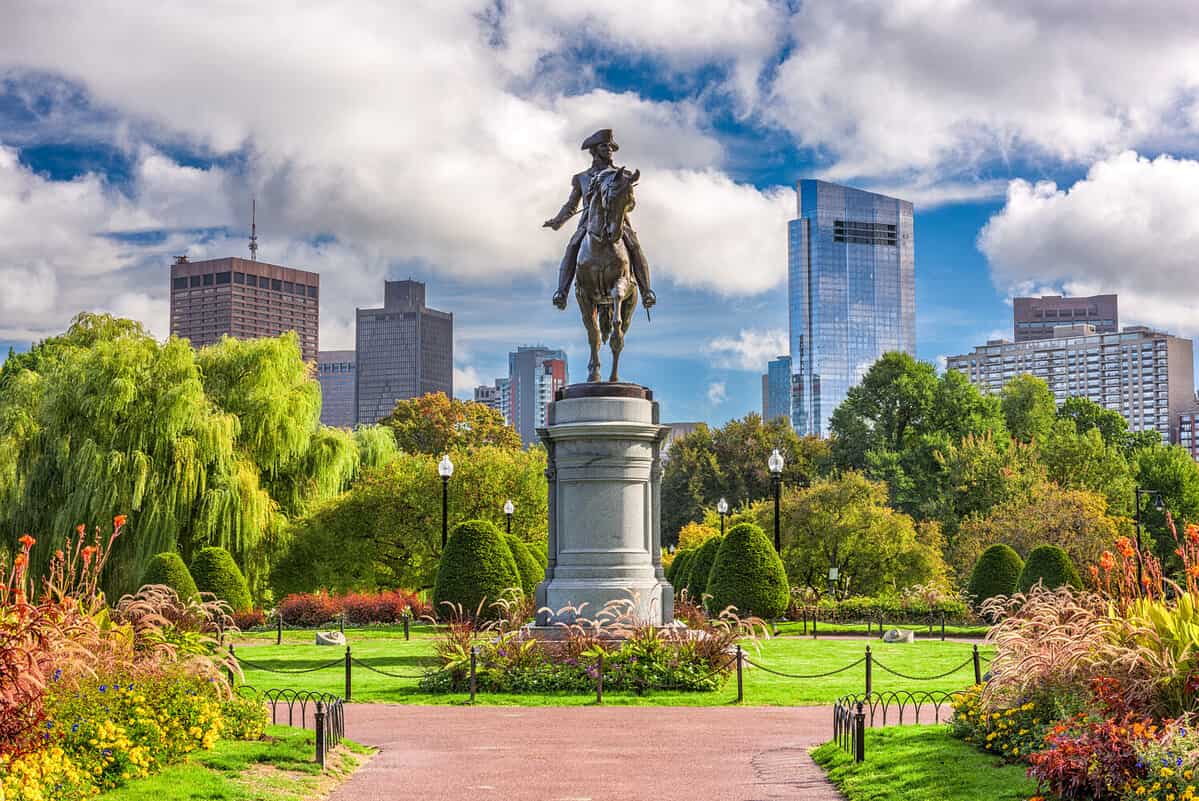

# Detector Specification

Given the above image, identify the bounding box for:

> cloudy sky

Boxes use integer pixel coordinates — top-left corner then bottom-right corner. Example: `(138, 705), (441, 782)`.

(3, 1), (1199, 424)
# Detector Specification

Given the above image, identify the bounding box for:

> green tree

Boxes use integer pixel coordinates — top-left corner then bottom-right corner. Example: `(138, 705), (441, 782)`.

(765, 472), (947, 597)
(829, 352), (938, 471)
(190, 546), (252, 612)
(432, 519), (521, 619)
(381, 392), (520, 453)
(1001, 374), (1056, 444)
(1057, 396), (1129, 447)
(140, 552), (199, 600)
(705, 522), (789, 618)
(505, 533), (543, 596)
(272, 446), (548, 596)
(925, 433), (1046, 539)
(967, 544), (1024, 607)
(1134, 444), (1199, 572)
(1039, 419), (1134, 515)
(684, 535), (722, 602)
(1017, 544), (1083, 593)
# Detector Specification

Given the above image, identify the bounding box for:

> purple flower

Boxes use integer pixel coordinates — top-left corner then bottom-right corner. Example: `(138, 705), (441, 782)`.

(99, 685), (107, 693)
(71, 723), (79, 733)
(53, 669), (62, 682)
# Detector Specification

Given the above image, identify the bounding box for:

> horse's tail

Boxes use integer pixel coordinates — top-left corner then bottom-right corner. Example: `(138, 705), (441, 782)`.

(599, 304), (613, 344)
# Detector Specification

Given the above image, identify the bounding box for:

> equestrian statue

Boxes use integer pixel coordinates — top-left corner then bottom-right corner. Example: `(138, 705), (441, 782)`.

(543, 129), (655, 383)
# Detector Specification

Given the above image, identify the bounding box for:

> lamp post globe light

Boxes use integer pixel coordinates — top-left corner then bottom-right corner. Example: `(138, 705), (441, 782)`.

(768, 448), (784, 552)
(717, 497), (729, 536)
(438, 454), (454, 549)
(1134, 486), (1165, 592)
(504, 498), (515, 535)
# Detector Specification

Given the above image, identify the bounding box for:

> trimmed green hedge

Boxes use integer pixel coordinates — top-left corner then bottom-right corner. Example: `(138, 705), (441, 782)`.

(140, 552), (199, 600)
(815, 594), (972, 623)
(685, 535), (722, 602)
(967, 544), (1024, 607)
(190, 547), (252, 612)
(1018, 544), (1082, 593)
(505, 533), (544, 597)
(433, 519), (521, 619)
(705, 522), (788, 618)
(670, 549), (695, 595)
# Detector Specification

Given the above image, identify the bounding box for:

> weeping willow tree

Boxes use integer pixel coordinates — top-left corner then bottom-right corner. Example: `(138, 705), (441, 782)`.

(0, 314), (393, 600)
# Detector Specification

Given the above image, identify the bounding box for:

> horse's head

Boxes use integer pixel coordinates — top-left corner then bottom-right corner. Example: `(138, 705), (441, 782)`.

(591, 166), (639, 243)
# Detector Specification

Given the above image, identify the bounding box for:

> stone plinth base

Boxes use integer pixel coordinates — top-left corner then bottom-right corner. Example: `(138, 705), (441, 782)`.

(535, 384), (673, 626)
(519, 621), (688, 643)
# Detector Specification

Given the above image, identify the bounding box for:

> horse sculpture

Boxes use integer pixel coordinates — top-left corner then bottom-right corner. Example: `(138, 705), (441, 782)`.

(575, 166), (640, 382)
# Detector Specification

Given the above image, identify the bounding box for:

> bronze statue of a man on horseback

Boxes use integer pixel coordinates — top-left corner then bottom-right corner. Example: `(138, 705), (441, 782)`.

(543, 129), (655, 383)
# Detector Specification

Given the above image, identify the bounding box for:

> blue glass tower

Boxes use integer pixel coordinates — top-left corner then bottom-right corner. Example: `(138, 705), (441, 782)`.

(788, 180), (915, 436)
(765, 355), (792, 423)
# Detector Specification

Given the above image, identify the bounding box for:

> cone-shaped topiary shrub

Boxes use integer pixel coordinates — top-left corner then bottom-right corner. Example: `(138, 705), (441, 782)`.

(705, 522), (788, 618)
(505, 533), (543, 597)
(685, 536), (723, 601)
(141, 552), (199, 600)
(967, 543), (1025, 607)
(670, 549), (695, 594)
(1018, 544), (1082, 593)
(190, 546), (252, 612)
(433, 519), (521, 619)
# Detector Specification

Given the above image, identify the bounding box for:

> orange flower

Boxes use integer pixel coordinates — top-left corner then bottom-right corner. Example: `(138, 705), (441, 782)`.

(54, 549), (64, 560)
(1187, 565), (1199, 579)
(17, 534), (34, 549)
(13, 553), (27, 569)
(1115, 537), (1136, 558)
(81, 545), (98, 565)
(75, 523), (85, 535)
(1099, 551), (1115, 571)
(1187, 524), (1199, 544)
(113, 514), (127, 529)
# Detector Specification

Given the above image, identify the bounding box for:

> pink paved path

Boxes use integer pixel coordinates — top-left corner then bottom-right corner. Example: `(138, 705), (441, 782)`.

(329, 704), (845, 801)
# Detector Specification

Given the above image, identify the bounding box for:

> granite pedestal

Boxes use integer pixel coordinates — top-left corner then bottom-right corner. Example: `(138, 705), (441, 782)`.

(534, 383), (673, 626)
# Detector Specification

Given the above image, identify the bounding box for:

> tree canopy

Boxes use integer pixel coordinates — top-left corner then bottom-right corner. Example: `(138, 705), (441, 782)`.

(380, 392), (520, 454)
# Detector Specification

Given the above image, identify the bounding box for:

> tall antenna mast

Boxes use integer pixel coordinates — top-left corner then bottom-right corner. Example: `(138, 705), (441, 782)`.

(249, 197), (259, 261)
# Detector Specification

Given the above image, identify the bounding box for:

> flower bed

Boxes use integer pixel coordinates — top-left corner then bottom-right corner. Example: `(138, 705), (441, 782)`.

(948, 519), (1199, 801)
(0, 520), (268, 801)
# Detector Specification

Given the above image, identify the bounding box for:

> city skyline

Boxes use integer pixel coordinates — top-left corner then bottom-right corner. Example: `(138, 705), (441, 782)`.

(5, 5), (1199, 426)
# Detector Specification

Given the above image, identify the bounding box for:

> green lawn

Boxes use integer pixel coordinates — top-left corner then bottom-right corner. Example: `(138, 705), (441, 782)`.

(233, 635), (990, 706)
(96, 726), (371, 801)
(772, 620), (991, 639)
(811, 725), (1038, 801)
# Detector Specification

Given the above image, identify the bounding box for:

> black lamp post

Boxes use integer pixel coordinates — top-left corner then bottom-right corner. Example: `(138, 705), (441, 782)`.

(1134, 486), (1164, 591)
(768, 448), (784, 552)
(504, 498), (514, 535)
(717, 497), (729, 536)
(438, 454), (454, 549)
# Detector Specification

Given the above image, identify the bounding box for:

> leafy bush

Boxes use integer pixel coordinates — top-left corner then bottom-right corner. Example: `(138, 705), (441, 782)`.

(705, 522), (789, 618)
(814, 592), (972, 624)
(140, 552), (199, 600)
(505, 534), (543, 597)
(685, 535), (722, 601)
(967, 543), (1024, 607)
(1017, 544), (1082, 593)
(950, 685), (1050, 762)
(667, 548), (693, 587)
(190, 547), (252, 613)
(278, 590), (341, 626)
(432, 519), (521, 619)
(341, 589), (426, 624)
(232, 609), (266, 630)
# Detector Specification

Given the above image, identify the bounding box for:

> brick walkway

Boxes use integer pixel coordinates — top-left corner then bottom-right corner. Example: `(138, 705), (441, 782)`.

(330, 704), (845, 801)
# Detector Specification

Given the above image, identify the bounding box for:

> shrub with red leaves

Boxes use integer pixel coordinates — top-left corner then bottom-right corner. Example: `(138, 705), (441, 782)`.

(278, 589), (429, 626)
(1028, 711), (1163, 800)
(232, 609), (266, 630)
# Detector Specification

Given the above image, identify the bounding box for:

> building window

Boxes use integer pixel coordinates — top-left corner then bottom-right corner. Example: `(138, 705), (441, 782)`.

(271, 279), (282, 291)
(215, 272), (231, 285)
(202, 273), (214, 286)
(189, 275), (201, 288)
(172, 277), (188, 290)
(233, 272), (245, 284)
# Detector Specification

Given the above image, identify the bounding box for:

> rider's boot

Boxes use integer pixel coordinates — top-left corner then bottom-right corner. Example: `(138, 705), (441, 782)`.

(553, 260), (576, 310)
(623, 229), (656, 308)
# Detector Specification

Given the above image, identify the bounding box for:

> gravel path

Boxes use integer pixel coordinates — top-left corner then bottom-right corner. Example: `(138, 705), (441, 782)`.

(328, 704), (846, 801)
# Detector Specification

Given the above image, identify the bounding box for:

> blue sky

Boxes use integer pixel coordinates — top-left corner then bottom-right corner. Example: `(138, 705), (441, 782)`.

(3, 2), (1199, 425)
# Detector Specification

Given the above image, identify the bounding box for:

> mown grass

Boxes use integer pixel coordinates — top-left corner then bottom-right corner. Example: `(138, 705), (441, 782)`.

(233, 635), (991, 706)
(772, 620), (991, 638)
(96, 725), (372, 801)
(811, 725), (1038, 801)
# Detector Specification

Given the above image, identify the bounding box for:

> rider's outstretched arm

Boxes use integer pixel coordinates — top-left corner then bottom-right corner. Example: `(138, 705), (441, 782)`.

(544, 177), (583, 229)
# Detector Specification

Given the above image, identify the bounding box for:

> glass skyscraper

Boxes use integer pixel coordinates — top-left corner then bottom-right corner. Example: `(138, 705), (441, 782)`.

(788, 180), (915, 436)
(763, 355), (792, 423)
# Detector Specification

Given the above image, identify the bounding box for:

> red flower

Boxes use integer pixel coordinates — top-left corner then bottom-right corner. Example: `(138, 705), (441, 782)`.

(75, 523), (85, 535)
(17, 534), (34, 549)
(113, 514), (127, 529)
(81, 545), (98, 565)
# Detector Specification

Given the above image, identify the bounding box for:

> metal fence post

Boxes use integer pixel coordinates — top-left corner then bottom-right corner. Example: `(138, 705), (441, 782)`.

(277, 610), (283, 645)
(403, 612), (410, 641)
(227, 643), (236, 686)
(469, 645), (478, 703)
(314, 701), (327, 769)
(864, 645), (872, 697)
(596, 651), (604, 704)
(344, 646), (352, 701)
(853, 701), (866, 763)
(735, 644), (744, 703)
(972, 644), (982, 685)
(940, 611), (946, 642)
(812, 611), (818, 639)
(340, 612), (345, 634)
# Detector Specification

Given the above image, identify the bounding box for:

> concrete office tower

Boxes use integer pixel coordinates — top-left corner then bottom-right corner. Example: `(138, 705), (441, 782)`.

(947, 324), (1194, 444)
(763, 355), (792, 423)
(355, 280), (453, 425)
(1013, 294), (1118, 342)
(508, 345), (568, 445)
(317, 350), (356, 428)
(788, 180), (915, 436)
(169, 256), (319, 362)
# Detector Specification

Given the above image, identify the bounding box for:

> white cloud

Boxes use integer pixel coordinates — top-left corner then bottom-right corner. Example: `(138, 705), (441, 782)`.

(703, 328), (787, 371)
(453, 365), (483, 397)
(979, 151), (1199, 337)
(768, 1), (1199, 182)
(707, 381), (727, 405)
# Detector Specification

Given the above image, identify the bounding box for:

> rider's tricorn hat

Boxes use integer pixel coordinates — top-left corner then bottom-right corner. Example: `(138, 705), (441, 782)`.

(581, 129), (619, 151)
